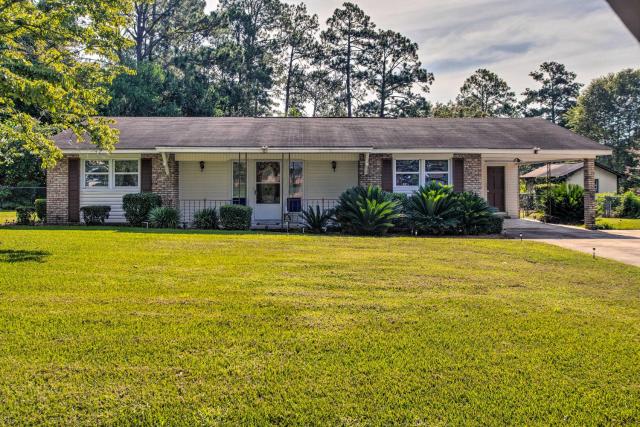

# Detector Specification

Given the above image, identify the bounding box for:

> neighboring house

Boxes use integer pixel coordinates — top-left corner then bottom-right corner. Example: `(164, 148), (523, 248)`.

(47, 117), (611, 228)
(521, 162), (622, 194)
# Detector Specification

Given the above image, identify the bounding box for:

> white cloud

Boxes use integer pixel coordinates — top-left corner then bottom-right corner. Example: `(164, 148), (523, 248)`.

(206, 0), (640, 102)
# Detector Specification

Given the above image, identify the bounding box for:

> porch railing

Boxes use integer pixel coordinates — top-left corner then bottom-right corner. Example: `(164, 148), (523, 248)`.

(300, 198), (338, 214)
(179, 199), (232, 225)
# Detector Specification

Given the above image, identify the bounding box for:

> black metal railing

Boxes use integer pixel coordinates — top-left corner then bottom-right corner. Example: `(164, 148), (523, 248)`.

(300, 198), (338, 214)
(179, 199), (232, 225)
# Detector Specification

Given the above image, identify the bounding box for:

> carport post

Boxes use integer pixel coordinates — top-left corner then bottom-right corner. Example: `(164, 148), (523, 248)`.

(584, 158), (596, 230)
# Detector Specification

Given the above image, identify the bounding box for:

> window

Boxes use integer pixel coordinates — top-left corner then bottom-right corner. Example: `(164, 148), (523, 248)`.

(114, 160), (139, 187)
(394, 158), (451, 191)
(289, 161), (303, 198)
(84, 159), (140, 189)
(395, 160), (420, 187)
(85, 160), (109, 188)
(232, 161), (247, 203)
(425, 160), (449, 186)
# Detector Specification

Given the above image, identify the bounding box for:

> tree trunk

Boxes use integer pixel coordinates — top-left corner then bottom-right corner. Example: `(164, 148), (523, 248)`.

(346, 32), (352, 118)
(379, 56), (387, 118)
(284, 47), (294, 117)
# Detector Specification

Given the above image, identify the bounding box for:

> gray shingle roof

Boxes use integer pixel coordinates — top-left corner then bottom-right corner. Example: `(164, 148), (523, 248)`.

(53, 117), (609, 152)
(521, 162), (623, 179)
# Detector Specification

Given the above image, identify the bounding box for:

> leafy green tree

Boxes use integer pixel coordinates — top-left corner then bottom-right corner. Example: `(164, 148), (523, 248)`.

(279, 2), (319, 116)
(0, 141), (45, 186)
(321, 2), (376, 117)
(362, 30), (433, 117)
(568, 69), (640, 185)
(0, 0), (132, 167)
(521, 62), (582, 126)
(304, 69), (345, 117)
(456, 69), (517, 117)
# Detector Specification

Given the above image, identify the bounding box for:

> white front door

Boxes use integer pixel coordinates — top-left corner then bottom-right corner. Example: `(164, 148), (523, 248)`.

(254, 160), (282, 221)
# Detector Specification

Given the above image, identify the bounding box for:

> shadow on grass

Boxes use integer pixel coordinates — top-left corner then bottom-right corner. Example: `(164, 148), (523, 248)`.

(0, 249), (49, 263)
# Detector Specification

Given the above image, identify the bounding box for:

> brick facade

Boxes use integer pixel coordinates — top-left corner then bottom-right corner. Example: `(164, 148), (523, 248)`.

(358, 153), (390, 187)
(583, 158), (596, 230)
(454, 153), (482, 194)
(150, 154), (179, 208)
(46, 157), (70, 224)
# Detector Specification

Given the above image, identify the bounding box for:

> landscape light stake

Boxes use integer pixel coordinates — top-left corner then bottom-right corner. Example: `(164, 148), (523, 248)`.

(519, 233), (523, 241)
(593, 248), (596, 259)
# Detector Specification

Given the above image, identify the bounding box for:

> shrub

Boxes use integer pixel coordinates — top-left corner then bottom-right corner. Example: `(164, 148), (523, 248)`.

(596, 193), (621, 217)
(122, 193), (162, 226)
(406, 184), (460, 235)
(301, 205), (333, 233)
(334, 186), (399, 235)
(16, 206), (35, 225)
(538, 183), (584, 224)
(34, 199), (46, 222)
(456, 192), (502, 235)
(388, 192), (411, 232)
(617, 191), (640, 219)
(149, 206), (180, 228)
(219, 205), (253, 230)
(193, 208), (218, 229)
(80, 206), (111, 225)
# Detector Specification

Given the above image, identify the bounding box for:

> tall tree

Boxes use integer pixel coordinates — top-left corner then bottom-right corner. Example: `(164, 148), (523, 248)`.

(456, 69), (517, 117)
(321, 2), (375, 117)
(568, 69), (640, 185)
(218, 0), (283, 116)
(124, 0), (208, 64)
(304, 69), (344, 117)
(0, 0), (132, 167)
(521, 62), (582, 126)
(279, 3), (319, 116)
(363, 30), (433, 117)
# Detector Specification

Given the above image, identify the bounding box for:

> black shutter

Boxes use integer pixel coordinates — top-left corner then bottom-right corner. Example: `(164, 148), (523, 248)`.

(141, 158), (152, 192)
(68, 158), (80, 223)
(381, 158), (393, 192)
(453, 158), (464, 192)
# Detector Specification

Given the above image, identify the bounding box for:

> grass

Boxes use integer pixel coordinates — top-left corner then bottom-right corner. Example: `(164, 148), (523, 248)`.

(0, 210), (15, 224)
(597, 217), (640, 230)
(0, 228), (638, 425)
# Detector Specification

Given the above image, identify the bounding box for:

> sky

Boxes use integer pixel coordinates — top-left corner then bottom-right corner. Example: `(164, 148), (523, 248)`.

(205, 0), (640, 103)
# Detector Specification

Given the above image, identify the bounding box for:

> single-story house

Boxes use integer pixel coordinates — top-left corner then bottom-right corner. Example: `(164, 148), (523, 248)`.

(47, 117), (611, 228)
(521, 162), (621, 194)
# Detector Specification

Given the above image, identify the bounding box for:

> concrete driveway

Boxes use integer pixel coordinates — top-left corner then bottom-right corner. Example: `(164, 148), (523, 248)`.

(503, 219), (640, 267)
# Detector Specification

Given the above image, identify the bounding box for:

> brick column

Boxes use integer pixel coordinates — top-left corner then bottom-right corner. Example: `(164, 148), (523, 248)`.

(584, 158), (596, 230)
(453, 153), (482, 195)
(358, 153), (390, 188)
(151, 154), (179, 208)
(46, 157), (69, 224)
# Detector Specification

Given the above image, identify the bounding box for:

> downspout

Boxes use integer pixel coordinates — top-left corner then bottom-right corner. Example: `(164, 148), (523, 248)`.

(161, 152), (170, 176)
(364, 152), (370, 175)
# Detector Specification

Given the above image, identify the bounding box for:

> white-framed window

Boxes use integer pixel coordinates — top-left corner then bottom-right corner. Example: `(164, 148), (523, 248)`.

(83, 159), (140, 190)
(84, 160), (110, 188)
(424, 160), (449, 186)
(395, 160), (420, 187)
(393, 158), (451, 192)
(114, 160), (139, 187)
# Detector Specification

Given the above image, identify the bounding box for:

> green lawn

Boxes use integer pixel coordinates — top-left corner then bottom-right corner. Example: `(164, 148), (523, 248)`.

(598, 217), (640, 230)
(0, 228), (638, 425)
(0, 210), (15, 224)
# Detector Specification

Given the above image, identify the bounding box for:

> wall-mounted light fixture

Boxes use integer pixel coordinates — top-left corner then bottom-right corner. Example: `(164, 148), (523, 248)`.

(331, 161), (337, 173)
(199, 161), (205, 172)
(513, 158), (521, 164)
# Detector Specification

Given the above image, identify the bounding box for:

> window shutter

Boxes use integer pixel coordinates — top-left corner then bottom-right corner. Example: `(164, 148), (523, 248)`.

(141, 158), (152, 192)
(453, 158), (464, 192)
(68, 158), (80, 223)
(381, 158), (393, 192)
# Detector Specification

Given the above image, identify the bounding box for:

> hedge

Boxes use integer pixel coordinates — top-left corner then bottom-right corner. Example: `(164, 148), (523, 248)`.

(219, 205), (252, 230)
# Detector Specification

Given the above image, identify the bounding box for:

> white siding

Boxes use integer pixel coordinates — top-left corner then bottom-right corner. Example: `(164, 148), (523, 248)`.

(304, 161), (358, 199)
(80, 189), (137, 223)
(179, 161), (231, 200)
(566, 168), (618, 194)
